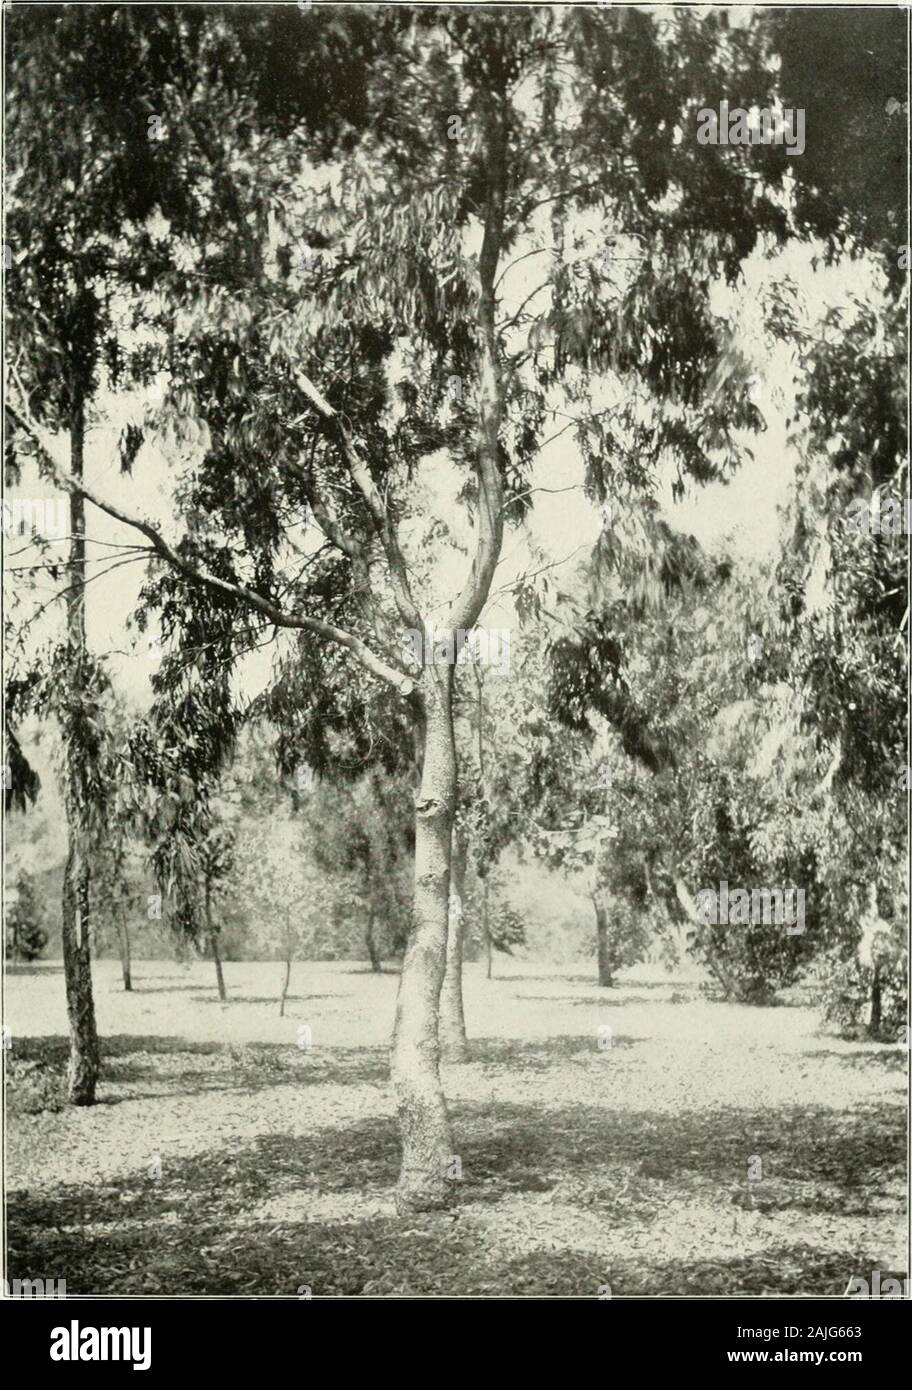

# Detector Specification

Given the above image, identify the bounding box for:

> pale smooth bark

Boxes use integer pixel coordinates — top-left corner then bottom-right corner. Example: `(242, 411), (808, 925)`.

(390, 98), (506, 1204)
(474, 667), (494, 982)
(440, 827), (469, 1061)
(859, 882), (886, 1036)
(391, 665), (457, 1211)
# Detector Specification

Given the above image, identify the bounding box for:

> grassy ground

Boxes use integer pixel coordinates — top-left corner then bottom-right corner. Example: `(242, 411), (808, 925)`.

(5, 958), (907, 1296)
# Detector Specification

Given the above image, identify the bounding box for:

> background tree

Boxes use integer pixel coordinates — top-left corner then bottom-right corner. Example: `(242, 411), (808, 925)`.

(5, 869), (48, 963)
(770, 293), (907, 1036)
(5, 5), (216, 1102)
(232, 815), (318, 1017)
(198, 815), (236, 1004)
(93, 829), (136, 991)
(307, 772), (413, 974)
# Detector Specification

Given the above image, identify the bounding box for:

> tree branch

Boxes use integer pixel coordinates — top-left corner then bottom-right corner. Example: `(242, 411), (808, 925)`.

(6, 376), (414, 696)
(448, 98), (508, 634)
(293, 370), (424, 636)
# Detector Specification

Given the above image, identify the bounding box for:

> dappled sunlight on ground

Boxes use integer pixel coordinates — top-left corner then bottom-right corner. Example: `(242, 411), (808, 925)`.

(6, 959), (907, 1296)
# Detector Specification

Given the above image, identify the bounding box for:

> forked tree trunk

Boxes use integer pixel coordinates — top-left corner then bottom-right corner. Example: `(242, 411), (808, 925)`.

(391, 665), (455, 1212)
(119, 914), (132, 991)
(365, 908), (382, 973)
(61, 393), (99, 1105)
(440, 827), (469, 1062)
(593, 897), (614, 987)
(279, 953), (292, 1017)
(205, 878), (227, 1002)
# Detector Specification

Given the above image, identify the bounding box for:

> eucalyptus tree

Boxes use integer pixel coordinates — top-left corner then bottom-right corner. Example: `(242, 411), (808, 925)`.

(483, 621), (659, 987)
(231, 812), (318, 1016)
(770, 287), (907, 1035)
(759, 3), (909, 1032)
(4, 5), (216, 1100)
(9, 6), (798, 1207)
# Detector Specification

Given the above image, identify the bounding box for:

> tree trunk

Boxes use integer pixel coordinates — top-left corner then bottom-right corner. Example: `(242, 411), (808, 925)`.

(644, 856), (688, 965)
(483, 878), (492, 980)
(390, 95), (506, 1212)
(119, 913), (132, 992)
(365, 908), (382, 973)
(440, 826), (469, 1062)
(205, 877), (227, 1002)
(473, 666), (494, 983)
(211, 932), (227, 1002)
(860, 881), (885, 1038)
(279, 953), (292, 1017)
(62, 842), (99, 1103)
(390, 665), (455, 1212)
(593, 897), (614, 987)
(869, 962), (882, 1039)
(61, 393), (100, 1106)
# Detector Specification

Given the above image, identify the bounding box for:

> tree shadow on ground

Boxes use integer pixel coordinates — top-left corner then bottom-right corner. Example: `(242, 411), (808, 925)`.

(802, 1048), (908, 1072)
(5, 964), (65, 977)
(509, 992), (669, 1007)
(195, 993), (348, 1005)
(103, 1041), (391, 1095)
(8, 1034), (391, 1103)
(7, 1094), (904, 1295)
(10, 1034), (226, 1066)
(494, 974), (694, 990)
(470, 1035), (645, 1069)
(454, 1095), (904, 1188)
(126, 983), (222, 993)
